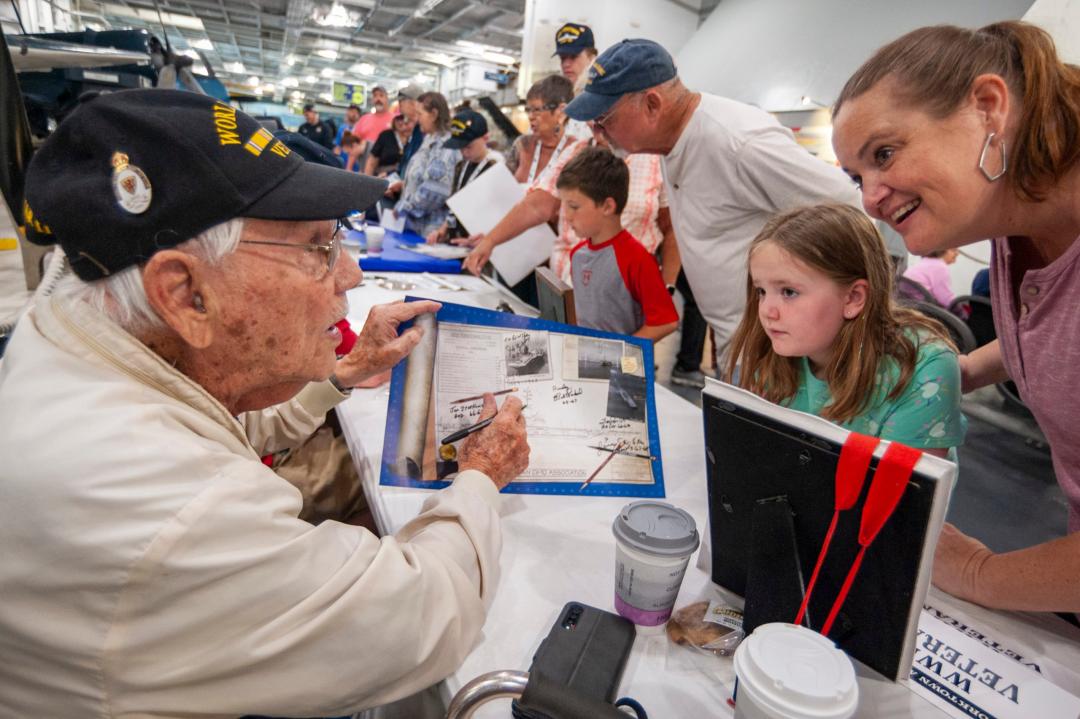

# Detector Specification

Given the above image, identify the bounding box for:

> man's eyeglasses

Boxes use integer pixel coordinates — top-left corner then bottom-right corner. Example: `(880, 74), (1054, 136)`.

(239, 220), (347, 279)
(592, 93), (635, 131)
(525, 101), (560, 116)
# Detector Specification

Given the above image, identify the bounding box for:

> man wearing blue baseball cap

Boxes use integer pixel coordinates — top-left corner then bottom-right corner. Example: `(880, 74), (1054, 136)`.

(564, 39), (861, 366)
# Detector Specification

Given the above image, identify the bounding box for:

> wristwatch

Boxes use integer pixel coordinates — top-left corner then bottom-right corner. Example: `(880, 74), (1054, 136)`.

(328, 372), (353, 396)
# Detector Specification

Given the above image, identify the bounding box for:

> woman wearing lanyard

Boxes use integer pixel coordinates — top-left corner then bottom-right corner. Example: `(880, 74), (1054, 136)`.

(394, 92), (460, 238)
(508, 75), (575, 185)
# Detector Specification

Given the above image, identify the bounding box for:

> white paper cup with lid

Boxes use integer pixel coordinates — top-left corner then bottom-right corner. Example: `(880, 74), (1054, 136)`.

(732, 623), (858, 719)
(612, 500), (700, 626)
(365, 224), (385, 255)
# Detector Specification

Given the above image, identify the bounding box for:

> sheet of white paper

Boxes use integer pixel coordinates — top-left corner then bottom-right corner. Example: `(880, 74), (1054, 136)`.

(446, 162), (555, 286)
(432, 323), (654, 485)
(400, 243), (472, 260)
(380, 209), (406, 234)
(909, 612), (1080, 719)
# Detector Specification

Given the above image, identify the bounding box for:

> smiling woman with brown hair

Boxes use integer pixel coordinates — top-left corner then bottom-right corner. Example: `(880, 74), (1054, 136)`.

(832, 21), (1080, 615)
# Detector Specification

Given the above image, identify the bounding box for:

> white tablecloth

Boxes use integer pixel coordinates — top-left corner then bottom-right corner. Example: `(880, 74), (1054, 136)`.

(338, 278), (1080, 718)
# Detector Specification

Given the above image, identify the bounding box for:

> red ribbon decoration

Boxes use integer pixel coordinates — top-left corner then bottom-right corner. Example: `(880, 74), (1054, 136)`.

(819, 442), (923, 636)
(794, 433), (880, 626)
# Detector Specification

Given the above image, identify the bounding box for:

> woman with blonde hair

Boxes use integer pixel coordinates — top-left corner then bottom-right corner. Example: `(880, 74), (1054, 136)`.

(728, 203), (965, 458)
(832, 21), (1080, 613)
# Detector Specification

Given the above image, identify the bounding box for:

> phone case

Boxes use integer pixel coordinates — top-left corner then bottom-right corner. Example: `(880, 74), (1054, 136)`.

(526, 601), (636, 703)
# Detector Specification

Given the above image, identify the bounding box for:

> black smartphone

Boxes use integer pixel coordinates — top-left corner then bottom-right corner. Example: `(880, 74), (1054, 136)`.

(527, 601), (636, 703)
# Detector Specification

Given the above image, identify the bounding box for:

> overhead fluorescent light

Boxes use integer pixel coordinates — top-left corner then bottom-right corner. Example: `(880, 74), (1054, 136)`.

(315, 49), (338, 61)
(320, 67), (341, 78)
(223, 61), (247, 74)
(190, 38), (214, 51)
(425, 52), (455, 67)
(101, 3), (205, 31)
(397, 79), (410, 89)
(352, 62), (375, 76)
(246, 75), (261, 86)
(312, 2), (359, 28)
(285, 54), (298, 66)
(281, 77), (299, 88)
(482, 51), (515, 65)
(305, 74), (318, 84)
(319, 92), (333, 102)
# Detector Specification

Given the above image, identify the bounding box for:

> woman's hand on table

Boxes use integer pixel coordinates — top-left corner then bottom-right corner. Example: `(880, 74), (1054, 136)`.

(426, 225), (448, 244)
(451, 232), (484, 248)
(932, 522), (993, 604)
(333, 300), (441, 387)
(458, 393), (530, 489)
(463, 236), (493, 276)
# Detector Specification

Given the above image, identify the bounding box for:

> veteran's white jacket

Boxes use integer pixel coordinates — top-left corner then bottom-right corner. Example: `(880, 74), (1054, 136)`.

(0, 293), (502, 718)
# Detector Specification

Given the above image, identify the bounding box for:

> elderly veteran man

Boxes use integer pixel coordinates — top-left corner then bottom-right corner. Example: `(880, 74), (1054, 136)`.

(565, 39), (862, 365)
(0, 90), (529, 718)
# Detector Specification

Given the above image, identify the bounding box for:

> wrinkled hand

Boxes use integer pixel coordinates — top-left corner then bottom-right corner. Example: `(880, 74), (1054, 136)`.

(333, 300), (441, 387)
(932, 522), (993, 603)
(458, 394), (529, 489)
(451, 232), (484, 248)
(354, 369), (391, 389)
(463, 237), (494, 276)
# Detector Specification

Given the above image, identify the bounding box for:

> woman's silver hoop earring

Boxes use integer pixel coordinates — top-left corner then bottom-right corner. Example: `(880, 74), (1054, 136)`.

(979, 132), (1007, 182)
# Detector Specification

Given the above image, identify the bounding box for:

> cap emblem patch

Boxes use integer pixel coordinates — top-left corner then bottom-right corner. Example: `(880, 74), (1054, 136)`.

(111, 152), (152, 215)
(451, 118), (469, 136)
(557, 25), (582, 44)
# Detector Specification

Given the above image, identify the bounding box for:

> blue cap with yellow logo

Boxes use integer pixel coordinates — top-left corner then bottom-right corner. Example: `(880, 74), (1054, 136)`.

(22, 89), (387, 281)
(444, 109), (488, 150)
(564, 39), (678, 122)
(552, 22), (594, 57)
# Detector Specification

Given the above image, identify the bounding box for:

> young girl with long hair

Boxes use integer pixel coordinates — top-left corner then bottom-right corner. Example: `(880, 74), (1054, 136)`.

(726, 203), (966, 457)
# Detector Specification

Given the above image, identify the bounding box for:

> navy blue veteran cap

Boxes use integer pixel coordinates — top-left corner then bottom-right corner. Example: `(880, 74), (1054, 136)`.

(564, 39), (677, 122)
(553, 22), (594, 57)
(444, 109), (488, 150)
(22, 89), (387, 281)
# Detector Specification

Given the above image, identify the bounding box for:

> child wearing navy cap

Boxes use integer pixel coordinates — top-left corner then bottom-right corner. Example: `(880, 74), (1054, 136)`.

(425, 109), (502, 244)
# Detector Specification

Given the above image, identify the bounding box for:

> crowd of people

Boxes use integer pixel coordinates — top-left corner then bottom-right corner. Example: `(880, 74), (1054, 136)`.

(1, 13), (1079, 719)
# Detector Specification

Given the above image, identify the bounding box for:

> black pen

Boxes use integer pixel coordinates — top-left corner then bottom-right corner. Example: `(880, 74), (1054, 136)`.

(440, 404), (526, 446)
(586, 445), (656, 461)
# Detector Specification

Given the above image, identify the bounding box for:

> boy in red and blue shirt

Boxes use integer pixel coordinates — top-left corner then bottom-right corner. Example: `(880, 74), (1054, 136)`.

(557, 147), (677, 340)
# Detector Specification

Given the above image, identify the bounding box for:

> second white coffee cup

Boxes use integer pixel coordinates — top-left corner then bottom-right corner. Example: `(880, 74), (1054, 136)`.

(732, 623), (858, 719)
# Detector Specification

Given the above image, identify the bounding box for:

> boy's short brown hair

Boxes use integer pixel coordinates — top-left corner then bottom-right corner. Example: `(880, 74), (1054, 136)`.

(555, 146), (628, 214)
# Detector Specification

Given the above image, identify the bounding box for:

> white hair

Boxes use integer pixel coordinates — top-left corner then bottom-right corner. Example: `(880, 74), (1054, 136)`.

(56, 218), (245, 334)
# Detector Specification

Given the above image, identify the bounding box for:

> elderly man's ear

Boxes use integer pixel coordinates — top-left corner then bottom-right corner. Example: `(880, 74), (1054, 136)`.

(142, 250), (217, 349)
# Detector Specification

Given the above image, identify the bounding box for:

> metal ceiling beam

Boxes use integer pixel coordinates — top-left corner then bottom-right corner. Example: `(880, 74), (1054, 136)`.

(417, 1), (475, 38)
